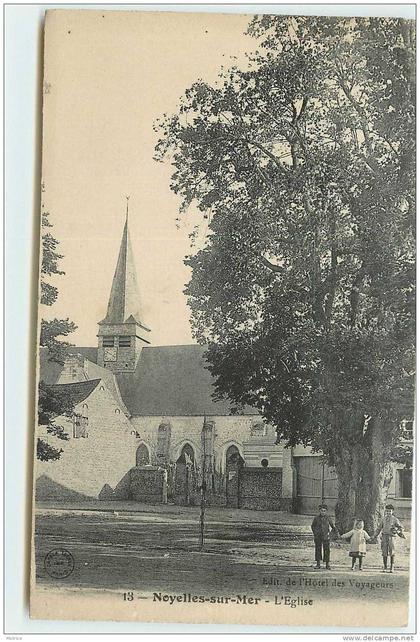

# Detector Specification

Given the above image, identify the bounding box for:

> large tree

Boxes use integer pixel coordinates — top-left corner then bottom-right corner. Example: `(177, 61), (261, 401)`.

(37, 208), (77, 461)
(156, 16), (415, 530)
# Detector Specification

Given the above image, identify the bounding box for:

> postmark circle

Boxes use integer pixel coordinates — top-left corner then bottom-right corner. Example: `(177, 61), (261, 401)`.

(44, 548), (74, 579)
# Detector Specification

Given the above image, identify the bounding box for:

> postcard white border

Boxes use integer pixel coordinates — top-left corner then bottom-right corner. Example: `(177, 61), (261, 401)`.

(4, 2), (416, 636)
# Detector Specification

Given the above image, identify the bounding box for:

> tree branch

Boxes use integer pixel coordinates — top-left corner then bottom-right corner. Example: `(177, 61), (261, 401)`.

(324, 216), (338, 327)
(296, 96), (309, 122)
(349, 262), (366, 327)
(260, 255), (284, 272)
(338, 79), (377, 166)
(246, 138), (289, 174)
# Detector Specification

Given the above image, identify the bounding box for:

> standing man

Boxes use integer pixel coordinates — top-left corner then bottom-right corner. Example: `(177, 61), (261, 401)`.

(311, 503), (339, 570)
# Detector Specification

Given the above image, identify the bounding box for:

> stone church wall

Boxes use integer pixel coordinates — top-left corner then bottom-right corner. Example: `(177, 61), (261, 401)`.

(129, 415), (285, 471)
(36, 380), (138, 501)
(129, 415), (294, 510)
(35, 395), (297, 508)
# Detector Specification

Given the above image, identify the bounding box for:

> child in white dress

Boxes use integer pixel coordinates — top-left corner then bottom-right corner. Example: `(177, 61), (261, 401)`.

(340, 519), (371, 571)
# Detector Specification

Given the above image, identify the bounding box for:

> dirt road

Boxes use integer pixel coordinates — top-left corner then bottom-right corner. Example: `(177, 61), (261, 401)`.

(34, 505), (410, 606)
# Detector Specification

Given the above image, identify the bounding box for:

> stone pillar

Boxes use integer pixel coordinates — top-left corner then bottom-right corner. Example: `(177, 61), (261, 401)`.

(201, 420), (216, 492)
(156, 421), (171, 467)
(162, 468), (168, 504)
(281, 445), (295, 508)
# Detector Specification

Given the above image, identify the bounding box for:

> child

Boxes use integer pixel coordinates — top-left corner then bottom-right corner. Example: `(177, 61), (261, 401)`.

(340, 519), (371, 571)
(373, 504), (405, 573)
(311, 504), (338, 570)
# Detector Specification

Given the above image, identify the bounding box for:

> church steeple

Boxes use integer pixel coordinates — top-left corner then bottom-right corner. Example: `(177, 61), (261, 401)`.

(100, 198), (145, 325)
(97, 199), (151, 372)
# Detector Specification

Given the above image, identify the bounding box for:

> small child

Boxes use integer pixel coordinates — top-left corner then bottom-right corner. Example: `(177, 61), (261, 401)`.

(340, 519), (371, 571)
(373, 504), (405, 573)
(311, 504), (338, 570)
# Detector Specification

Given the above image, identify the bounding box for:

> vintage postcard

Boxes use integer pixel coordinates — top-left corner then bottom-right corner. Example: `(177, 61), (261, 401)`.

(30, 9), (415, 627)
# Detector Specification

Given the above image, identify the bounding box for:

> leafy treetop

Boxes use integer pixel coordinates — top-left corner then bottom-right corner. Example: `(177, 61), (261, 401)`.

(155, 16), (415, 465)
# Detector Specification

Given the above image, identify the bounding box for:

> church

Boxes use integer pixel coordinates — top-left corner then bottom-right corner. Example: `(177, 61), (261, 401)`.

(35, 215), (412, 516)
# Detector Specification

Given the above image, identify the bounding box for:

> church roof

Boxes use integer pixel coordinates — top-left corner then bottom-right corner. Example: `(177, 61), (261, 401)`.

(38, 347), (130, 416)
(38, 347), (99, 384)
(115, 344), (259, 417)
(99, 213), (148, 327)
(38, 349), (66, 385)
(48, 379), (101, 407)
(39, 345), (259, 417)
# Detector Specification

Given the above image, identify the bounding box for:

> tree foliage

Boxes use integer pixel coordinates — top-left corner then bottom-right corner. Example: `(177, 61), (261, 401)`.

(38, 209), (77, 460)
(39, 211), (77, 364)
(156, 16), (415, 528)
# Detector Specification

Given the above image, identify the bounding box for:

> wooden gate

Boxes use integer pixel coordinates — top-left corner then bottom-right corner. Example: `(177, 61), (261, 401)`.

(294, 456), (338, 514)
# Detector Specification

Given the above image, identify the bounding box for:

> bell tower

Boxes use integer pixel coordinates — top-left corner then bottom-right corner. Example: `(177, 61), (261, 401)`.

(97, 198), (151, 372)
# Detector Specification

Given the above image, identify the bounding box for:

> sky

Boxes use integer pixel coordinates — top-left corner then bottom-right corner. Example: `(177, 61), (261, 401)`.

(40, 9), (255, 346)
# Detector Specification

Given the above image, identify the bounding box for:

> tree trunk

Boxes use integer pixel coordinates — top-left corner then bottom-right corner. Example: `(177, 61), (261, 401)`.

(334, 450), (358, 532)
(356, 460), (393, 534)
(355, 416), (394, 533)
(327, 412), (364, 532)
(321, 410), (396, 534)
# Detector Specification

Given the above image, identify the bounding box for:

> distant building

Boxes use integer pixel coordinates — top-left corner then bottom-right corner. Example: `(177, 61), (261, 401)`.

(35, 214), (412, 517)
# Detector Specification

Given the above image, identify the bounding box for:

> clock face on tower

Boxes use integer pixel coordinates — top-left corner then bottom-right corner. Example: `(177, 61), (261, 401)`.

(104, 347), (117, 362)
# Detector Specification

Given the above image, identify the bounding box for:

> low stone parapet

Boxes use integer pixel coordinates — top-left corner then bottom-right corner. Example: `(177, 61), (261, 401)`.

(129, 466), (168, 503)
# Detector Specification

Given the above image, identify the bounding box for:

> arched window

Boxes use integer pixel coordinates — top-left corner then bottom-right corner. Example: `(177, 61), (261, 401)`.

(177, 443), (195, 466)
(225, 444), (243, 509)
(226, 444), (241, 467)
(174, 443), (196, 506)
(136, 443), (150, 466)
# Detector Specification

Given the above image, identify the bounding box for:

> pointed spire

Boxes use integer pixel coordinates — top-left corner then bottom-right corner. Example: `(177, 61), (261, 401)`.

(100, 199), (146, 326)
(125, 195), (130, 222)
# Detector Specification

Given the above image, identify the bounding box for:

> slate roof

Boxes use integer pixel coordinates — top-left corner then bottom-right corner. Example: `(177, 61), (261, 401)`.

(38, 347), (130, 416)
(39, 344), (259, 417)
(38, 349), (65, 384)
(116, 344), (259, 417)
(99, 217), (147, 327)
(38, 347), (98, 384)
(69, 347), (99, 363)
(48, 379), (101, 407)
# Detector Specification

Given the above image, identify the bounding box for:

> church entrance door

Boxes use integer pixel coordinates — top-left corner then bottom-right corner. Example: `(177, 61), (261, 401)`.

(174, 444), (195, 505)
(225, 445), (243, 508)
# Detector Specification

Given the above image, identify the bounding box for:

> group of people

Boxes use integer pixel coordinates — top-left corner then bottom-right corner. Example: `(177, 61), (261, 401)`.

(311, 503), (405, 573)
